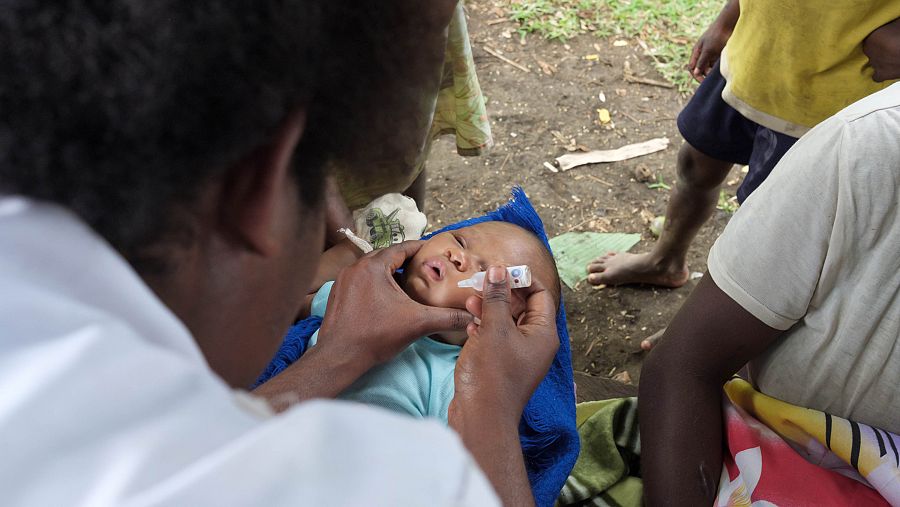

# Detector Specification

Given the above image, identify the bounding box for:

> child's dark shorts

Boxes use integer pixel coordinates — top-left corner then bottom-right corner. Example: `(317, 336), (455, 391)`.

(677, 63), (798, 203)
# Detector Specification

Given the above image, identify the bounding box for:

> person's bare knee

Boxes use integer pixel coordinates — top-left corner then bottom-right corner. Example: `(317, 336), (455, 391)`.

(676, 142), (734, 191)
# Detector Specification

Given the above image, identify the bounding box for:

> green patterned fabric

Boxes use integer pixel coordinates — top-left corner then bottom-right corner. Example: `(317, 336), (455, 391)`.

(431, 2), (493, 156)
(334, 2), (492, 209)
(557, 399), (642, 507)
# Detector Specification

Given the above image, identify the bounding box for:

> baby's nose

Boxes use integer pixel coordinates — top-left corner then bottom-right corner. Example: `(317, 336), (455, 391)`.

(447, 248), (467, 271)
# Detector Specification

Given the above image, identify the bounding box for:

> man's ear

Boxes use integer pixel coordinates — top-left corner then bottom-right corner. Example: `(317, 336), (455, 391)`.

(217, 110), (307, 256)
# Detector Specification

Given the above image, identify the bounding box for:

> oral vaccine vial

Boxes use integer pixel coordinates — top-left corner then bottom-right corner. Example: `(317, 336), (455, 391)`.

(457, 265), (532, 291)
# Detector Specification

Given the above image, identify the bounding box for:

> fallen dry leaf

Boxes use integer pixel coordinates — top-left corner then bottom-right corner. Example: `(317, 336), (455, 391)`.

(597, 108), (611, 124)
(612, 370), (633, 384)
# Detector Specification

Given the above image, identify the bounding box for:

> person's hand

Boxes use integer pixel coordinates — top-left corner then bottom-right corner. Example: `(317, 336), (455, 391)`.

(863, 18), (900, 83)
(315, 240), (472, 370)
(450, 266), (559, 427)
(688, 22), (732, 82)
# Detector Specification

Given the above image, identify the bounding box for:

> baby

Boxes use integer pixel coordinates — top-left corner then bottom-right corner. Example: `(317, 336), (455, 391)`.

(302, 220), (561, 421)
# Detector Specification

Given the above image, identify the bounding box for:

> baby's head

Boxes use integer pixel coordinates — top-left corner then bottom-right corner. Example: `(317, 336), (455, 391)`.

(400, 221), (560, 345)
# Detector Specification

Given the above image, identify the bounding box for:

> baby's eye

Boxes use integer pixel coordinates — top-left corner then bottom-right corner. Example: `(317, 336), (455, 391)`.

(454, 233), (467, 248)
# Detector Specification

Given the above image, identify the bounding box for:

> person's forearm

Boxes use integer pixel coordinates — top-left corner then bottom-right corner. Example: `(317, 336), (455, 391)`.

(715, 0), (740, 31)
(450, 407), (535, 507)
(639, 351), (724, 506)
(252, 344), (369, 412)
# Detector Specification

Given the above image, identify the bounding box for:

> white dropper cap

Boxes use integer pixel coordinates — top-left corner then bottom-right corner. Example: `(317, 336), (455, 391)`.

(457, 265), (532, 292)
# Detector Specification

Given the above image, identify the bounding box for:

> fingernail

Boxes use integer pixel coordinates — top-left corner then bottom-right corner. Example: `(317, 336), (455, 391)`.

(488, 266), (506, 283)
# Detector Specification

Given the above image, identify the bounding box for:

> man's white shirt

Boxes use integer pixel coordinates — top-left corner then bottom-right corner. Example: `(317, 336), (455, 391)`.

(0, 197), (498, 506)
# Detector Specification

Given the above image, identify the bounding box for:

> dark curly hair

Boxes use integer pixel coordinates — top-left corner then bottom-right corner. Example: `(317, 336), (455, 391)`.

(0, 0), (444, 271)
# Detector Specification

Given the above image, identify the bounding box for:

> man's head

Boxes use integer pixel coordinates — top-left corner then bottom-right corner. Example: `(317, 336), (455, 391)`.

(0, 0), (455, 387)
(401, 221), (561, 344)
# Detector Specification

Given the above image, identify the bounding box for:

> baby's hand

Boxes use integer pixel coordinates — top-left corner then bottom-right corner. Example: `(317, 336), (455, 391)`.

(864, 18), (900, 83)
(451, 266), (558, 428)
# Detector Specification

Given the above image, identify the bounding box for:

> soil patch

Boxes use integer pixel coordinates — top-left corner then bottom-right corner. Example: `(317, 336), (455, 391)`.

(424, 1), (742, 385)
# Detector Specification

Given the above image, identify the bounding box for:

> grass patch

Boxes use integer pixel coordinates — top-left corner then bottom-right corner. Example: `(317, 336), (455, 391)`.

(508, 0), (721, 91)
(646, 173), (672, 191)
(717, 189), (739, 213)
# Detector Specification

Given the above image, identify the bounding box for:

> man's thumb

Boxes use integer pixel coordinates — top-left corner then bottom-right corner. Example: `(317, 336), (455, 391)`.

(482, 265), (512, 321)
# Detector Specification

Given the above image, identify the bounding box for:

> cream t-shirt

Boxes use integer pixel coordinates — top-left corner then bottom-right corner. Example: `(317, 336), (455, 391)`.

(708, 83), (900, 434)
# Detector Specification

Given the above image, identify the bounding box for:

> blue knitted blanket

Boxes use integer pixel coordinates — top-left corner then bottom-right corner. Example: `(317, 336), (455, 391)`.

(254, 187), (578, 507)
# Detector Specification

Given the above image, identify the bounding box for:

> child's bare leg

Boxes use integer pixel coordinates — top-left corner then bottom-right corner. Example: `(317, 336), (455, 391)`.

(587, 143), (733, 287)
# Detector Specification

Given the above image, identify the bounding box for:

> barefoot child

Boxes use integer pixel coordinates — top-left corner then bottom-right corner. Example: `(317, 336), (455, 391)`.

(587, 1), (900, 289)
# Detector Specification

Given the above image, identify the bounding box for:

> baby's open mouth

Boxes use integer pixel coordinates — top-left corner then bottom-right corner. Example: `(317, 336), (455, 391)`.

(423, 258), (445, 282)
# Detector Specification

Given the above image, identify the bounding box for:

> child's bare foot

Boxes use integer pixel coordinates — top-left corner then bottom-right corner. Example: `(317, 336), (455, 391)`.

(586, 252), (689, 288)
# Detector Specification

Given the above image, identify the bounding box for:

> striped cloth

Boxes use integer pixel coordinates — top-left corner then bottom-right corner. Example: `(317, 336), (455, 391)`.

(718, 377), (899, 506)
(557, 398), (642, 507)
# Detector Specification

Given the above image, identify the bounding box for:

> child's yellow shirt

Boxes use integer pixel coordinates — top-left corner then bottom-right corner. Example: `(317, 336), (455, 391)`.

(721, 0), (900, 136)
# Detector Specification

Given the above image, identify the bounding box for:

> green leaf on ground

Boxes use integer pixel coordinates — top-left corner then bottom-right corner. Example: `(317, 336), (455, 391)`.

(549, 232), (641, 289)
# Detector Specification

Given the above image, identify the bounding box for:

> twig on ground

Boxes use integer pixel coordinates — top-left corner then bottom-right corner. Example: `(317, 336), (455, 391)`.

(585, 337), (602, 357)
(621, 111), (642, 124)
(564, 218), (592, 233)
(498, 152), (511, 172)
(585, 174), (614, 186)
(486, 18), (511, 25)
(623, 60), (674, 89)
(624, 74), (675, 88)
(483, 46), (530, 73)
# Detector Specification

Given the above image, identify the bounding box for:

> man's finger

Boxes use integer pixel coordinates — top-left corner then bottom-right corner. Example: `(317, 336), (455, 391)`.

(696, 50), (711, 75)
(414, 304), (474, 336)
(519, 283), (557, 328)
(372, 240), (425, 271)
(465, 295), (483, 320)
(688, 41), (703, 72)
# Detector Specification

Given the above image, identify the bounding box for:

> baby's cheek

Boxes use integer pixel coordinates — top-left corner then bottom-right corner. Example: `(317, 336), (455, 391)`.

(447, 286), (476, 311)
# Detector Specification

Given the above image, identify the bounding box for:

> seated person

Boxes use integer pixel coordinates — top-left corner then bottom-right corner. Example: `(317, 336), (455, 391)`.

(301, 220), (561, 421)
(640, 83), (900, 505)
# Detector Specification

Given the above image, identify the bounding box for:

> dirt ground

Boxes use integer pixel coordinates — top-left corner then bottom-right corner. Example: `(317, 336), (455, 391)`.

(425, 1), (742, 386)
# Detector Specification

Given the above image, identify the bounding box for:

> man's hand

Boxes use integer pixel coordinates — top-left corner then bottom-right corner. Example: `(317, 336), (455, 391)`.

(317, 240), (472, 368)
(452, 266), (558, 424)
(864, 18), (900, 83)
(254, 241), (471, 410)
(688, 0), (739, 82)
(448, 265), (559, 507)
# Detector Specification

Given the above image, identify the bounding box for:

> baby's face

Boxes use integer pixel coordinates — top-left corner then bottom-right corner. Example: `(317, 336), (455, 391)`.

(401, 221), (550, 333)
